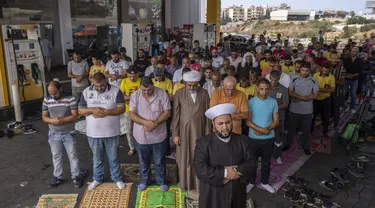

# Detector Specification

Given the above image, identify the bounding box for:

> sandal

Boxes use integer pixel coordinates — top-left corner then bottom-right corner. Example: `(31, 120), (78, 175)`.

(287, 176), (307, 187)
(128, 149), (136, 156)
(352, 155), (369, 163)
(319, 181), (335, 191)
(330, 168), (350, 183)
(348, 168), (365, 178)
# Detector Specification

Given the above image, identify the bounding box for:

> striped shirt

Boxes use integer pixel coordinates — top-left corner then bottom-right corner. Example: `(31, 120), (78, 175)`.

(42, 95), (77, 132)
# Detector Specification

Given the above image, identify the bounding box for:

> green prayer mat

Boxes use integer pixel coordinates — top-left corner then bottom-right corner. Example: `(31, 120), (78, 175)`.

(136, 185), (187, 208)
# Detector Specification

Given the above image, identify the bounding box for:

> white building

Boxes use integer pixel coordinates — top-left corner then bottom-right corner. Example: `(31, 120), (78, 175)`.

(270, 10), (316, 21)
(244, 6), (266, 20)
(222, 6), (245, 22)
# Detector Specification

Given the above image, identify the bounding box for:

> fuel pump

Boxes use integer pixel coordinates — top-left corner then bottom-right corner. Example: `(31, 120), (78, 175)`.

(0, 25), (46, 107)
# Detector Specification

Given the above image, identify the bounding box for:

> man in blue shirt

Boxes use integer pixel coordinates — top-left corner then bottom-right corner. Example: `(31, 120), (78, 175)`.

(246, 78), (279, 194)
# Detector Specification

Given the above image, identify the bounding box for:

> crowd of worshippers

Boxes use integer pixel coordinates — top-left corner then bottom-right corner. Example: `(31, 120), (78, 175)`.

(41, 33), (372, 208)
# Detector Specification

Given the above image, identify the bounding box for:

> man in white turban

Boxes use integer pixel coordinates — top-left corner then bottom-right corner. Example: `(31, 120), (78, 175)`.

(193, 103), (252, 208)
(172, 70), (212, 199)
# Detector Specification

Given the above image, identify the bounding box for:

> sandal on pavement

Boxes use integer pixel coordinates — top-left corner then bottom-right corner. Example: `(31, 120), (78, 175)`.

(330, 168), (350, 183)
(348, 168), (365, 178)
(352, 155), (369, 163)
(287, 176), (307, 187)
(319, 181), (335, 191)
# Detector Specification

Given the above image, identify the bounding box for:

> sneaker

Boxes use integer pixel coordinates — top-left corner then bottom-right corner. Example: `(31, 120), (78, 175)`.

(116, 181), (125, 190)
(7, 121), (21, 129)
(260, 184), (275, 193)
(304, 149), (311, 155)
(246, 183), (255, 193)
(49, 177), (64, 188)
(88, 180), (101, 191)
(73, 177), (83, 188)
(276, 157), (283, 165)
(160, 184), (169, 192)
(138, 183), (147, 191)
(24, 127), (36, 135)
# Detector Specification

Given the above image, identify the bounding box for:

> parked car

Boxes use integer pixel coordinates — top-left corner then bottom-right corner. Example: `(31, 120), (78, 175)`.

(230, 34), (251, 51)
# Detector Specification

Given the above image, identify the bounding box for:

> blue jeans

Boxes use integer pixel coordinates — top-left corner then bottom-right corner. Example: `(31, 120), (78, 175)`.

(48, 131), (80, 179)
(134, 139), (167, 185)
(344, 79), (358, 109)
(88, 136), (122, 183)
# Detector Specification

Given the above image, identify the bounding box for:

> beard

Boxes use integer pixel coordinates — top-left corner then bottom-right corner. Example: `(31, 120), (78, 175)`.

(215, 127), (232, 139)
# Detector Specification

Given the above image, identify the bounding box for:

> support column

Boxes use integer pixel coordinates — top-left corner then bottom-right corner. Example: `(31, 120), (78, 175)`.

(206, 0), (220, 44)
(57, 0), (73, 65)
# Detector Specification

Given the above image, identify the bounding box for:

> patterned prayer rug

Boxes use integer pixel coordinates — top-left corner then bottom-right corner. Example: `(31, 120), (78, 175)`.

(35, 194), (78, 208)
(120, 163), (178, 184)
(256, 141), (312, 192)
(135, 185), (187, 208)
(79, 183), (132, 208)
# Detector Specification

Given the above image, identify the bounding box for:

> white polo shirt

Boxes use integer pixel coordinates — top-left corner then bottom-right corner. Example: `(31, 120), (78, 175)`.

(78, 84), (125, 138)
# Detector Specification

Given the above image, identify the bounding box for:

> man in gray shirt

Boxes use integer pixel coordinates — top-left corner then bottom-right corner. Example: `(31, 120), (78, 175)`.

(283, 62), (319, 155)
(268, 70), (289, 164)
(42, 81), (82, 188)
(68, 52), (89, 101)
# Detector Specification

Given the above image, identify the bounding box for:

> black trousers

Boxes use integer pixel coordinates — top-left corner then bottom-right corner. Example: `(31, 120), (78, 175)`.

(273, 119), (285, 159)
(312, 97), (331, 135)
(249, 138), (274, 185)
(331, 86), (344, 127)
(286, 113), (312, 150)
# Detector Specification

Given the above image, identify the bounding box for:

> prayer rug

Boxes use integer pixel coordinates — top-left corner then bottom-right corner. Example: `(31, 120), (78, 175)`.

(121, 163), (178, 184)
(256, 141), (312, 192)
(35, 194), (78, 208)
(310, 125), (332, 154)
(135, 185), (187, 208)
(79, 183), (132, 208)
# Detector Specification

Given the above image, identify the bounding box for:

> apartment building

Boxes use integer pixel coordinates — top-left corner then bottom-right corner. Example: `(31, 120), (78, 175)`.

(222, 4), (291, 21)
(245, 6), (265, 20)
(222, 6), (245, 21)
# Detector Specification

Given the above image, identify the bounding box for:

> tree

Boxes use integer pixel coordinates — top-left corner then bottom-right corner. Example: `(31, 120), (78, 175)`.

(347, 16), (368, 24)
(350, 11), (355, 17)
(221, 14), (232, 25)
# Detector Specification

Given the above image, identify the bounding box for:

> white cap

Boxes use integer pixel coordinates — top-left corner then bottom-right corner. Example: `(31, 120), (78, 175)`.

(183, 70), (201, 82)
(205, 103), (236, 120)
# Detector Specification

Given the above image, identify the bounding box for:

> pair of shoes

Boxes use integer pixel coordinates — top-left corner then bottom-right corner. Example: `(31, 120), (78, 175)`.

(304, 149), (311, 155)
(24, 125), (36, 134)
(319, 180), (335, 191)
(73, 177), (83, 188)
(286, 176), (307, 187)
(330, 168), (350, 183)
(49, 177), (64, 188)
(88, 180), (101, 190)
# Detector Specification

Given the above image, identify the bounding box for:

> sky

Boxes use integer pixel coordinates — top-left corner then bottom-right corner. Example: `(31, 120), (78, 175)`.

(221, 0), (370, 13)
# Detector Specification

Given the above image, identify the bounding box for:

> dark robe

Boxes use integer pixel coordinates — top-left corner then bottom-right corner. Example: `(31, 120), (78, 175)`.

(193, 133), (252, 208)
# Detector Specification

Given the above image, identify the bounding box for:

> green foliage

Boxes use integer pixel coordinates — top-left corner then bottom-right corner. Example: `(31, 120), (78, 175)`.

(221, 14), (232, 25)
(360, 23), (375, 32)
(346, 16), (375, 25)
(298, 30), (319, 38)
(350, 11), (355, 18)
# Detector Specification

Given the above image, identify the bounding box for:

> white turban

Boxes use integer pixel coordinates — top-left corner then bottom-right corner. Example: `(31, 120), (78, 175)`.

(205, 103), (236, 120)
(241, 52), (258, 68)
(183, 70), (201, 82)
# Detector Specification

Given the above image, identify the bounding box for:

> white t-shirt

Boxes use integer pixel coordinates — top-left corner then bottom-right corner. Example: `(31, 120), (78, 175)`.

(266, 72), (291, 88)
(68, 60), (89, 88)
(172, 68), (183, 83)
(212, 56), (224, 69)
(228, 56), (242, 71)
(145, 65), (156, 77)
(106, 59), (129, 87)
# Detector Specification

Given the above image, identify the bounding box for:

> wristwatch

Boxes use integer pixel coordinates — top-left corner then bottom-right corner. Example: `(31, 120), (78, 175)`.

(233, 167), (238, 172)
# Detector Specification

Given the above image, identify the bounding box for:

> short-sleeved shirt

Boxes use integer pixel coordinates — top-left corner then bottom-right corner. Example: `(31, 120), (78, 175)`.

(172, 68), (183, 83)
(173, 82), (185, 95)
(281, 64), (295, 74)
(289, 76), (319, 114)
(106, 59), (129, 87)
(129, 87), (171, 144)
(68, 60), (89, 87)
(236, 83), (257, 99)
(42, 95), (77, 133)
(269, 84), (289, 120)
(120, 77), (141, 112)
(152, 78), (173, 96)
(78, 84), (125, 138)
(89, 64), (107, 77)
(313, 72), (335, 100)
(266, 72), (291, 88)
(260, 60), (270, 71)
(212, 56), (224, 68)
(248, 96), (278, 139)
(210, 88), (248, 134)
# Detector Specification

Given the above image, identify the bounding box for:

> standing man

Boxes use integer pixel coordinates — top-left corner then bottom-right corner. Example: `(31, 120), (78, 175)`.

(266, 65), (291, 88)
(246, 78), (279, 194)
(120, 67), (142, 156)
(42, 81), (82, 188)
(312, 62), (335, 138)
(106, 51), (129, 88)
(194, 103), (252, 208)
(268, 71), (289, 165)
(172, 70), (212, 199)
(67, 52), (89, 102)
(203, 71), (223, 98)
(129, 77), (171, 192)
(211, 47), (224, 71)
(342, 47), (364, 112)
(133, 49), (151, 77)
(40, 35), (52, 71)
(282, 62), (319, 155)
(210, 76), (248, 135)
(78, 72), (126, 190)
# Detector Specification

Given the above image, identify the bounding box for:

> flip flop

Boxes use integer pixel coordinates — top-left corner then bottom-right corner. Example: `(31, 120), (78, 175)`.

(330, 168), (350, 183)
(348, 169), (365, 178)
(319, 181), (335, 191)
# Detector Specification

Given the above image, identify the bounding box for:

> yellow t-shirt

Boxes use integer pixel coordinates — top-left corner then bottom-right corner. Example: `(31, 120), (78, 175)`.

(260, 60), (270, 71)
(152, 78), (173, 96)
(236, 83), (257, 98)
(173, 82), (185, 95)
(281, 64), (295, 74)
(89, 64), (106, 76)
(313, 72), (335, 100)
(120, 77), (141, 112)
